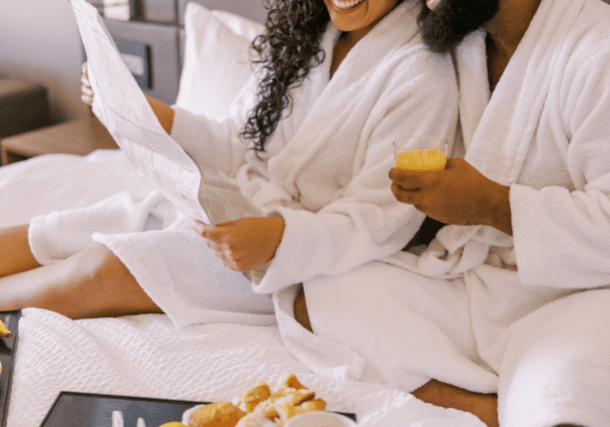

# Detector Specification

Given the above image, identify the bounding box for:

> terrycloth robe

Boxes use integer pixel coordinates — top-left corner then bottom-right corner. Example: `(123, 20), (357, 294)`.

(282, 0), (610, 425)
(28, 0), (459, 326)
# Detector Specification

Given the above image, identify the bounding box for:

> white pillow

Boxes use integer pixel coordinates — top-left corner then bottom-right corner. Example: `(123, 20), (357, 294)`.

(174, 2), (265, 119)
(211, 9), (265, 42)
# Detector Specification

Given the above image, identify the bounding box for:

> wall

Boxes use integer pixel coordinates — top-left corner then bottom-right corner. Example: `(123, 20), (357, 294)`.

(0, 0), (88, 123)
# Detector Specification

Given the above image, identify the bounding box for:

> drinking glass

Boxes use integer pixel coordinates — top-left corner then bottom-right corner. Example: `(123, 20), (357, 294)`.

(393, 136), (448, 172)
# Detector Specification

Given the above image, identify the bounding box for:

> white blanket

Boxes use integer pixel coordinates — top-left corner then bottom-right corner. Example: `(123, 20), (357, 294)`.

(0, 150), (154, 230)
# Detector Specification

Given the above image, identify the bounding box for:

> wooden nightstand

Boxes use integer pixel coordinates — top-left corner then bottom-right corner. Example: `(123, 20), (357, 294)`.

(1, 113), (118, 166)
(0, 77), (52, 140)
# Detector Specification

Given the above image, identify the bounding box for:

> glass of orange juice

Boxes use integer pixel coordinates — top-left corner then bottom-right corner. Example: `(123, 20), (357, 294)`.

(393, 136), (448, 172)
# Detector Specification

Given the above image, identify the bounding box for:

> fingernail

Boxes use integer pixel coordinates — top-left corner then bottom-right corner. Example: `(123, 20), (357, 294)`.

(426, 0), (441, 10)
(192, 220), (204, 233)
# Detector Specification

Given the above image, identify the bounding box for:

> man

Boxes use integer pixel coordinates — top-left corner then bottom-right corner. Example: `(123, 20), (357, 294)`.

(385, 0), (610, 425)
(289, 0), (610, 425)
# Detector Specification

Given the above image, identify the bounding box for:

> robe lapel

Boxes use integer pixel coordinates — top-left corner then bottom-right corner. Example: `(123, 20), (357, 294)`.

(268, 0), (420, 198)
(461, 0), (585, 186)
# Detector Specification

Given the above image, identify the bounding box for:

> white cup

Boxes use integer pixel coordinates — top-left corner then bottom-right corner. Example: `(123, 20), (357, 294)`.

(284, 411), (357, 427)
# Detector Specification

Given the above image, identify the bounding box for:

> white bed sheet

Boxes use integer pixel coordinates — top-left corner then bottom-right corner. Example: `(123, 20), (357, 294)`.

(0, 150), (156, 230)
(8, 308), (482, 427)
(0, 151), (484, 426)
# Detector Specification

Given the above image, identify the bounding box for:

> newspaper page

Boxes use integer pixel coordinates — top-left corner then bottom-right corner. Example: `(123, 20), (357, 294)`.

(70, 0), (261, 225)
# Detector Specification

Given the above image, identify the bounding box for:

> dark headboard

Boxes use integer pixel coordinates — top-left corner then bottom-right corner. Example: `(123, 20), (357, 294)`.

(178, 0), (267, 25)
(88, 0), (266, 105)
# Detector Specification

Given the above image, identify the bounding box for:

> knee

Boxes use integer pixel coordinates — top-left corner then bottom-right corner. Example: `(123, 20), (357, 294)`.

(0, 224), (40, 277)
(59, 244), (161, 318)
(59, 245), (134, 294)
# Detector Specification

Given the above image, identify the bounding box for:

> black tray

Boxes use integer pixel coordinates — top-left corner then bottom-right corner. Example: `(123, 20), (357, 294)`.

(0, 310), (21, 427)
(40, 392), (205, 427)
(40, 391), (357, 426)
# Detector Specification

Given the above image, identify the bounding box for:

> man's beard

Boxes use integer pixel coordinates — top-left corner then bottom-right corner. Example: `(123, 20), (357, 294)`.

(416, 0), (500, 54)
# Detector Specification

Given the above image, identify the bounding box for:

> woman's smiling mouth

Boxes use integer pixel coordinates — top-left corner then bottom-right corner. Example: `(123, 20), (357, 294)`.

(332, 0), (365, 10)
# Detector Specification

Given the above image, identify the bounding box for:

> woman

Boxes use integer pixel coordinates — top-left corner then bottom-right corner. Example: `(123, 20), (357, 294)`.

(0, 0), (457, 329)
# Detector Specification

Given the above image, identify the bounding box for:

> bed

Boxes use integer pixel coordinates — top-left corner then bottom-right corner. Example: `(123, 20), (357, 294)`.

(0, 1), (485, 426)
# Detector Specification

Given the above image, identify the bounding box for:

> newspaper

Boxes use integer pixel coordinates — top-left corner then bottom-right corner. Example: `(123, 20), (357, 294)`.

(70, 0), (261, 226)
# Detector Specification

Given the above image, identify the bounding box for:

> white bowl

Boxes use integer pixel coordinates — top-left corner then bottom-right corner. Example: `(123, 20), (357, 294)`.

(284, 411), (357, 427)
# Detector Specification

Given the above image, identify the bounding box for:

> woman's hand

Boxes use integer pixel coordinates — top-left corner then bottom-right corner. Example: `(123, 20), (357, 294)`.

(80, 60), (174, 133)
(81, 62), (94, 106)
(389, 158), (513, 235)
(193, 217), (286, 273)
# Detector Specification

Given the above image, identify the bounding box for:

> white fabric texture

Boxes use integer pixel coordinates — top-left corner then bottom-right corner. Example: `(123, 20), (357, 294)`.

(0, 150), (154, 230)
(174, 3), (264, 119)
(211, 9), (265, 41)
(281, 1), (610, 427)
(94, 225), (276, 328)
(7, 308), (485, 427)
(383, 0), (610, 283)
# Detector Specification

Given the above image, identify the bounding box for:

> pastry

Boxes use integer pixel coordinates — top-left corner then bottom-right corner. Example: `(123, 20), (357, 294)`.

(275, 398), (327, 426)
(186, 374), (326, 427)
(282, 374), (305, 391)
(0, 319), (11, 338)
(234, 381), (271, 412)
(188, 401), (247, 427)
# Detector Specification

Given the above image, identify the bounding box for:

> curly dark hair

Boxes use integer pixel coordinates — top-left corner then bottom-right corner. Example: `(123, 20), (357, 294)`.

(240, 0), (330, 153)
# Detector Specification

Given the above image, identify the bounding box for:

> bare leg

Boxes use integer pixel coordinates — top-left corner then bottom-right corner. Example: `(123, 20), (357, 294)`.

(411, 380), (498, 427)
(0, 244), (162, 319)
(0, 225), (41, 277)
(294, 288), (312, 332)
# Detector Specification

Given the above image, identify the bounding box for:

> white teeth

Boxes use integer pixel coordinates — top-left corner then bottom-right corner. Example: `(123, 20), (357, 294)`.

(332, 0), (365, 10)
(426, 0), (441, 10)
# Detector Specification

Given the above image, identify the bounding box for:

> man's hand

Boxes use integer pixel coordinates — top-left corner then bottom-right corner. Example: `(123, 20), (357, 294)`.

(389, 158), (512, 235)
(193, 217), (286, 273)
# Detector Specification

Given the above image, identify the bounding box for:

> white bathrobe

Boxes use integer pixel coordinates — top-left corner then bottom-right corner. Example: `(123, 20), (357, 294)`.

(282, 0), (610, 426)
(28, 0), (458, 325)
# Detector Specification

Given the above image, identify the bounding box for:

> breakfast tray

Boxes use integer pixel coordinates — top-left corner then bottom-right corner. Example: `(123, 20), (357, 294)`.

(40, 391), (357, 426)
(40, 392), (206, 427)
(0, 310), (22, 427)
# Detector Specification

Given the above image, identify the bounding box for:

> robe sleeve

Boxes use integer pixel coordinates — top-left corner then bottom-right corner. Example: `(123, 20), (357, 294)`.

(169, 75), (257, 178)
(511, 47), (610, 288)
(255, 73), (459, 293)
